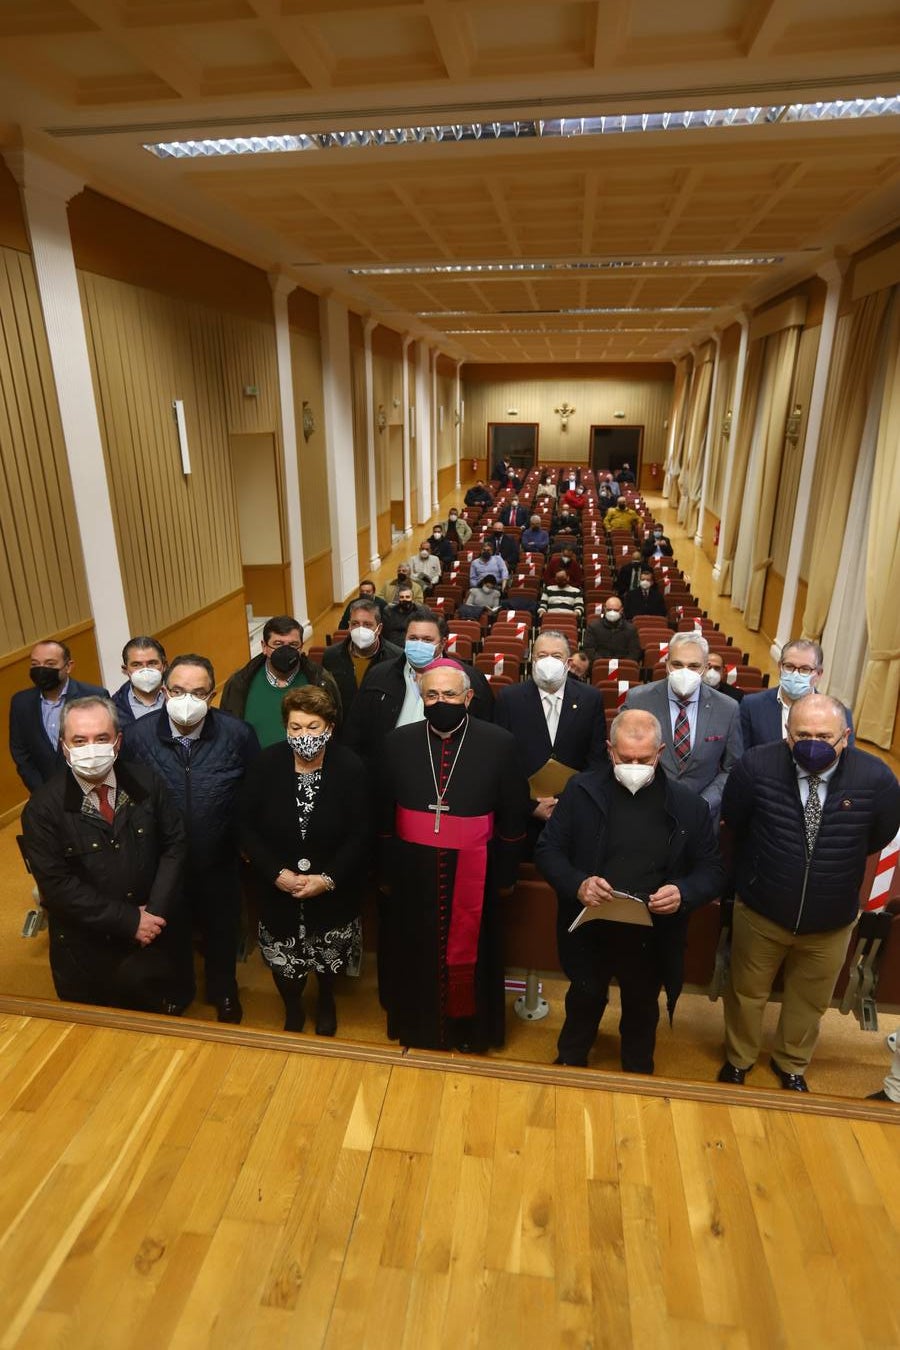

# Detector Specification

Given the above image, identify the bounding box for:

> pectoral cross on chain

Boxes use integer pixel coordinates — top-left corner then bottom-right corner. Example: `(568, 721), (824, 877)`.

(428, 798), (449, 833)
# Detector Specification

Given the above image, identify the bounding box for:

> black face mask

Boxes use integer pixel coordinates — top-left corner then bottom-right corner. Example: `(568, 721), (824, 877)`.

(398, 601), (413, 612)
(424, 702), (467, 734)
(269, 645), (301, 676)
(30, 666), (63, 693)
(481, 551), (491, 560)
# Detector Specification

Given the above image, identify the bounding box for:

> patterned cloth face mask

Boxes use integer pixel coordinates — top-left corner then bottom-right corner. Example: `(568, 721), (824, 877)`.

(288, 729), (332, 762)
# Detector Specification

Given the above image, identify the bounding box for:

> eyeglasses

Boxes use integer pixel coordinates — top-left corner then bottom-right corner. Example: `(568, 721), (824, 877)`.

(422, 689), (467, 704)
(781, 662), (818, 676)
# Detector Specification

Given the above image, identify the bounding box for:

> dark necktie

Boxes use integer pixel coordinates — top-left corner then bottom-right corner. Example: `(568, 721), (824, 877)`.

(673, 699), (691, 762)
(804, 776), (823, 854)
(96, 783), (115, 824)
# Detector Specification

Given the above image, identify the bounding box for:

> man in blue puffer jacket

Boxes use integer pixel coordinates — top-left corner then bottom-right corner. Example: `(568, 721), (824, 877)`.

(123, 653), (260, 1024)
(718, 693), (900, 1092)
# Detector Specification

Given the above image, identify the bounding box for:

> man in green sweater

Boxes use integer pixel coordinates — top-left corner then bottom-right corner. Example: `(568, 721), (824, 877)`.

(219, 615), (341, 746)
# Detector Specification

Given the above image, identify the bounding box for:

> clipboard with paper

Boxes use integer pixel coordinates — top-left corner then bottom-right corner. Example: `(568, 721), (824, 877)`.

(568, 890), (653, 931)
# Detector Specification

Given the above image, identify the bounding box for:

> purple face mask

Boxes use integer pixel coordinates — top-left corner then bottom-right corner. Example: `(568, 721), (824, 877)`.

(792, 738), (840, 774)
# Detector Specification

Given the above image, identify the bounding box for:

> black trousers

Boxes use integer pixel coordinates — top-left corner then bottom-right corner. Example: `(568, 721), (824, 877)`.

(187, 864), (241, 1003)
(48, 916), (193, 1013)
(557, 922), (661, 1073)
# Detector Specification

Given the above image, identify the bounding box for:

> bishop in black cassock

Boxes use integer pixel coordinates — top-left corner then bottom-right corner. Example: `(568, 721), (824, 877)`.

(378, 660), (529, 1052)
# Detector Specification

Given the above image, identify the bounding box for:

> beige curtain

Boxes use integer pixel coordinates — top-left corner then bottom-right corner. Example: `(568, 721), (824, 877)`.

(741, 326), (801, 629)
(716, 338), (764, 595)
(800, 288), (892, 639)
(678, 351), (714, 535)
(706, 345), (737, 517)
(770, 325), (819, 574)
(856, 291), (900, 747)
(664, 357), (691, 502)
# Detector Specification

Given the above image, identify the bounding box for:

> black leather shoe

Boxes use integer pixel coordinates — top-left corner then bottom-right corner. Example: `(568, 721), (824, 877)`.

(554, 1056), (588, 1068)
(770, 1061), (809, 1092)
(867, 1089), (892, 1101)
(315, 1004), (337, 1037)
(717, 1061), (747, 1085)
(216, 997), (243, 1024)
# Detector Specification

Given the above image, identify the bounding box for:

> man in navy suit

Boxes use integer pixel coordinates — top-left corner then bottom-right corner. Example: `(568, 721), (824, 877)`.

(498, 497), (529, 529)
(494, 630), (607, 852)
(9, 638), (109, 793)
(740, 638), (855, 749)
(623, 632), (742, 822)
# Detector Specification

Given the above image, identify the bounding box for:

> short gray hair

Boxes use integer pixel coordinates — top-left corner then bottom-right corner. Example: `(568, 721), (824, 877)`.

(534, 629), (571, 656)
(668, 631), (709, 662)
(781, 638), (823, 670)
(59, 696), (120, 740)
(609, 708), (663, 749)
(349, 598), (381, 621)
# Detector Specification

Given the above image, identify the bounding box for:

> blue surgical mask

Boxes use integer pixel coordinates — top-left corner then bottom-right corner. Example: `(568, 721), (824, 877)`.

(405, 639), (437, 669)
(780, 670), (813, 701)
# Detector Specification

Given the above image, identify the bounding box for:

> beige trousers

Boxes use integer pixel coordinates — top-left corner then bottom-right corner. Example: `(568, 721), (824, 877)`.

(724, 900), (856, 1074)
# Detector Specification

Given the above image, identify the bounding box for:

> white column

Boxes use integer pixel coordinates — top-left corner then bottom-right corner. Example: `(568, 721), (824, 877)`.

(319, 294), (360, 602)
(8, 151), (129, 690)
(269, 273), (311, 633)
(694, 330), (722, 546)
(415, 340), (432, 526)
(712, 312), (751, 583)
(401, 336), (413, 536)
(454, 361), (464, 489)
(362, 317), (381, 570)
(771, 255), (848, 660)
(431, 350), (440, 514)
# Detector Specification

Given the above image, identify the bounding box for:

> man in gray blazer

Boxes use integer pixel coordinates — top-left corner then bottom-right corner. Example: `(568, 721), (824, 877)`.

(623, 632), (742, 821)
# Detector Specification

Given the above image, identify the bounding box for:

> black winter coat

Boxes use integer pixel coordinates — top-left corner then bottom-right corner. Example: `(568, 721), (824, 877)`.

(721, 742), (900, 934)
(122, 709), (260, 870)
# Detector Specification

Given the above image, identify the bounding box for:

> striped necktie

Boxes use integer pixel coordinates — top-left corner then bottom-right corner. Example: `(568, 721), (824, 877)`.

(673, 699), (691, 762)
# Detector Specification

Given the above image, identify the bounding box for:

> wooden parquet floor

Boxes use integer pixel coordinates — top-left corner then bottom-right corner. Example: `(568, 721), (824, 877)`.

(0, 1011), (898, 1350)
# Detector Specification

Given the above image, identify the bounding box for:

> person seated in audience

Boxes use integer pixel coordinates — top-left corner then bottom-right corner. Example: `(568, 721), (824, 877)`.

(605, 498), (640, 531)
(616, 461), (636, 485)
(703, 649), (743, 702)
(718, 694), (899, 1093)
(498, 496), (529, 528)
(379, 564), (425, 605)
(338, 579), (387, 630)
(616, 548), (645, 597)
(583, 595), (642, 664)
(10, 638), (109, 793)
(561, 482), (588, 512)
(740, 638), (855, 749)
(553, 508), (582, 537)
(458, 574), (502, 620)
(464, 479), (494, 508)
(488, 523), (520, 569)
(428, 525), (454, 567)
(623, 632), (742, 823)
(495, 630), (606, 847)
(112, 636), (167, 727)
(600, 471), (620, 499)
(538, 569), (584, 622)
(521, 514), (550, 554)
(598, 481), (617, 515)
(381, 586), (430, 646)
(623, 567), (668, 621)
(547, 546), (583, 587)
(323, 598), (403, 716)
(409, 540), (442, 593)
(642, 527), (674, 560)
(441, 507), (472, 547)
(469, 542), (508, 591)
(220, 614), (340, 746)
(239, 686), (368, 1038)
(21, 695), (193, 1015)
(567, 649), (591, 682)
(124, 653), (261, 1024)
(503, 465), (523, 492)
(534, 472), (557, 500)
(536, 708), (723, 1073)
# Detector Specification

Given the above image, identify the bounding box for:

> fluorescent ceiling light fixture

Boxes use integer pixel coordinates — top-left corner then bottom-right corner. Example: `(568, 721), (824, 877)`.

(350, 257), (781, 276)
(419, 306), (713, 316)
(144, 97), (899, 159)
(444, 327), (692, 334)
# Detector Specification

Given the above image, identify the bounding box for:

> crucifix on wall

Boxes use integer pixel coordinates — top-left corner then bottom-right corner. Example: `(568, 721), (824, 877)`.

(555, 401), (575, 431)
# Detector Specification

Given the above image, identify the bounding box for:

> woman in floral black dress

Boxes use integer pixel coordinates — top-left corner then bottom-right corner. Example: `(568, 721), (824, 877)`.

(240, 685), (369, 1034)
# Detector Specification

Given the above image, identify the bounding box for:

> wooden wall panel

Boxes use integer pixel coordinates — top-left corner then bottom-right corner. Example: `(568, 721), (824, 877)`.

(461, 365), (674, 465)
(435, 369), (456, 470)
(289, 327), (330, 562)
(79, 272), (244, 636)
(0, 159), (28, 252)
(304, 550), (334, 622)
(760, 569), (784, 647)
(371, 342), (402, 515)
(158, 589), (249, 693)
(350, 329), (370, 530)
(220, 315), (280, 437)
(0, 622), (102, 821)
(770, 324), (820, 575)
(0, 246), (90, 654)
(242, 565), (289, 618)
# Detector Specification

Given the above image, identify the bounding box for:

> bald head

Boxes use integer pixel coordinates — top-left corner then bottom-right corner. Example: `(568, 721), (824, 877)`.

(610, 708), (663, 754)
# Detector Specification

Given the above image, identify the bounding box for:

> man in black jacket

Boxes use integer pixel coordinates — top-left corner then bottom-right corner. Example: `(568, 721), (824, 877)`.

(718, 693), (900, 1091)
(21, 696), (191, 1013)
(123, 654), (260, 1023)
(583, 596), (642, 665)
(536, 707), (724, 1074)
(219, 614), (340, 746)
(9, 638), (108, 792)
(322, 598), (403, 716)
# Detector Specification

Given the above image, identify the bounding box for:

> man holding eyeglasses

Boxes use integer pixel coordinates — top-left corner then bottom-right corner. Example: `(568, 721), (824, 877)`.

(739, 637), (855, 749)
(377, 659), (529, 1053)
(717, 693), (900, 1092)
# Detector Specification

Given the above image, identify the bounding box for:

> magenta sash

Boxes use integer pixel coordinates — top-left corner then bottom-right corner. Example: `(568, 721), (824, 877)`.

(395, 805), (494, 1017)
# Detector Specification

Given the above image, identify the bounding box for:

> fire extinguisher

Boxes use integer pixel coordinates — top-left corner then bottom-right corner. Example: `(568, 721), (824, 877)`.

(650, 462), (660, 478)
(471, 457), (478, 473)
(714, 520), (720, 546)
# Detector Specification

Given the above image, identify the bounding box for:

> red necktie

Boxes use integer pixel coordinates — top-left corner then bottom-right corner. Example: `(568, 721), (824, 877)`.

(96, 783), (115, 824)
(673, 700), (691, 762)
